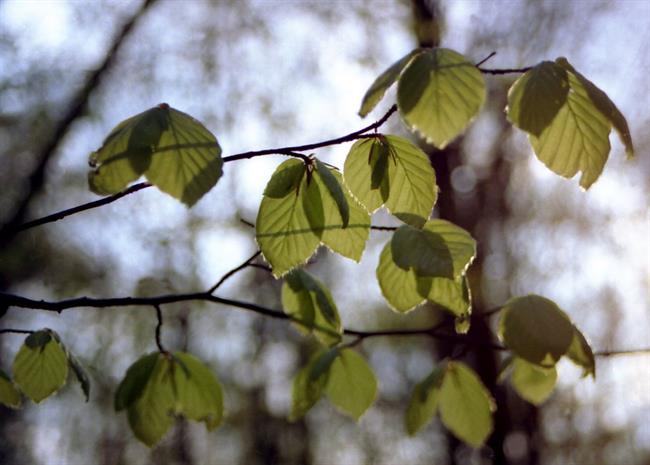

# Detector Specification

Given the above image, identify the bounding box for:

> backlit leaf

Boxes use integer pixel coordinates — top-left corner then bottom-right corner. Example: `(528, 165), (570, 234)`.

(405, 364), (446, 435)
(344, 135), (437, 225)
(397, 48), (486, 148)
(359, 49), (425, 117)
(498, 295), (574, 365)
(68, 352), (91, 402)
(282, 269), (342, 346)
(509, 357), (557, 405)
(13, 330), (68, 403)
(376, 240), (426, 313)
(89, 104), (223, 206)
(0, 370), (21, 409)
(115, 352), (160, 411)
(566, 324), (596, 378)
(325, 349), (377, 420)
(438, 361), (495, 447)
(507, 61), (569, 136)
(290, 349), (335, 421)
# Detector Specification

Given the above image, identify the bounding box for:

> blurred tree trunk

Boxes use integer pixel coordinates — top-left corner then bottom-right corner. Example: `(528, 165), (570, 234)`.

(410, 2), (539, 464)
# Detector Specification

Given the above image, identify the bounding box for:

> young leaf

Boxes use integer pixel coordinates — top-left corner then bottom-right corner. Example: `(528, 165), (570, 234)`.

(115, 352), (160, 411)
(405, 364), (446, 435)
(498, 295), (574, 365)
(256, 159), (321, 277)
(325, 349), (377, 420)
(376, 240), (427, 312)
(566, 324), (596, 378)
(0, 370), (21, 409)
(509, 357), (557, 405)
(12, 330), (69, 403)
(556, 57), (634, 158)
(317, 168), (370, 262)
(290, 349), (337, 421)
(358, 49), (425, 117)
(67, 352), (91, 402)
(438, 361), (495, 448)
(126, 354), (176, 447)
(391, 220), (476, 279)
(315, 160), (349, 228)
(172, 352), (224, 431)
(397, 48), (486, 148)
(89, 104), (223, 206)
(344, 135), (437, 225)
(282, 269), (342, 346)
(507, 61), (570, 136)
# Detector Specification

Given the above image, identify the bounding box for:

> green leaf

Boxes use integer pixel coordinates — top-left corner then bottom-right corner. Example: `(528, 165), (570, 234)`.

(325, 349), (377, 420)
(13, 330), (69, 403)
(319, 170), (371, 262)
(344, 135), (437, 225)
(315, 160), (349, 228)
(556, 57), (634, 159)
(256, 159), (321, 277)
(172, 352), (224, 431)
(391, 220), (476, 279)
(527, 66), (612, 189)
(507, 61), (570, 136)
(126, 354), (176, 447)
(0, 370), (21, 409)
(115, 352), (160, 411)
(566, 325), (596, 378)
(498, 295), (574, 365)
(405, 364), (446, 435)
(89, 104), (223, 206)
(376, 240), (426, 313)
(290, 349), (336, 421)
(438, 361), (495, 447)
(397, 48), (486, 148)
(282, 269), (342, 346)
(358, 49), (425, 117)
(509, 357), (557, 405)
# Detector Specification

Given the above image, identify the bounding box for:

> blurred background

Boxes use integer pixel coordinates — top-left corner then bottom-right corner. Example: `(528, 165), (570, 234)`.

(0, 0), (648, 464)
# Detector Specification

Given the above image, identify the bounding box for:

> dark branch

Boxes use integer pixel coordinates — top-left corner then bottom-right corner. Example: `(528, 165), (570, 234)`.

(479, 66), (532, 75)
(153, 304), (167, 354)
(475, 51), (497, 67)
(0, 328), (34, 335)
(208, 250), (262, 294)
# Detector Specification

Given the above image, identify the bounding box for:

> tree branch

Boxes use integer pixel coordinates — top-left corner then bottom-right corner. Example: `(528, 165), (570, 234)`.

(208, 250), (262, 294)
(153, 304), (167, 354)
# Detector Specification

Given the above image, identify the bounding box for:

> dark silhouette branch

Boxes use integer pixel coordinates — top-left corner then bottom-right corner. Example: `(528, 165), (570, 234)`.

(153, 304), (167, 354)
(0, 0), (159, 243)
(208, 250), (263, 293)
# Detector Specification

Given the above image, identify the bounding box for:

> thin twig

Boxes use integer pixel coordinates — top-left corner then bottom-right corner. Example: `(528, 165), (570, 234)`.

(208, 250), (262, 294)
(0, 328), (35, 335)
(478, 66), (532, 75)
(475, 51), (497, 67)
(153, 304), (167, 354)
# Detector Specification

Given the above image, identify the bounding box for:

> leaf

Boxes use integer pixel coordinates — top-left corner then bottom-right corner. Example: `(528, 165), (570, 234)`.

(172, 352), (224, 431)
(325, 349), (377, 420)
(256, 159), (321, 277)
(566, 324), (596, 378)
(397, 48), (486, 148)
(376, 240), (426, 313)
(315, 160), (349, 228)
(290, 349), (336, 421)
(509, 357), (557, 405)
(89, 104), (223, 206)
(391, 220), (476, 279)
(556, 57), (634, 158)
(282, 269), (342, 346)
(405, 364), (446, 435)
(13, 330), (69, 403)
(507, 61), (570, 136)
(115, 352), (160, 411)
(438, 361), (495, 447)
(344, 135), (437, 225)
(319, 170), (371, 262)
(358, 48), (425, 117)
(126, 354), (176, 447)
(498, 295), (574, 366)
(526, 65), (612, 189)
(0, 370), (21, 409)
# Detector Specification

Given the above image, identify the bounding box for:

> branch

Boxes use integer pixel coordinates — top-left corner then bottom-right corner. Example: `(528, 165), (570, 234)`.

(478, 66), (532, 75)
(0, 0), (159, 244)
(153, 304), (167, 354)
(0, 328), (34, 335)
(5, 105), (398, 239)
(208, 250), (262, 293)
